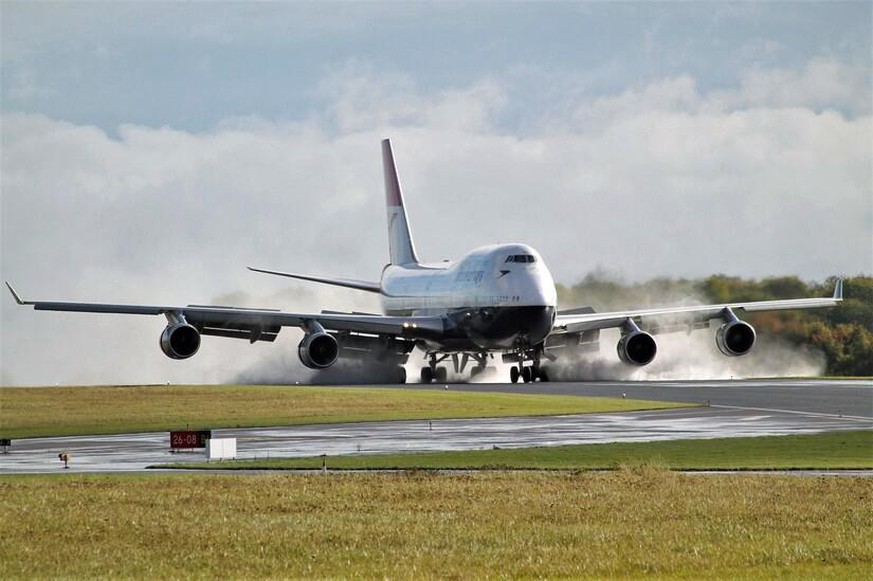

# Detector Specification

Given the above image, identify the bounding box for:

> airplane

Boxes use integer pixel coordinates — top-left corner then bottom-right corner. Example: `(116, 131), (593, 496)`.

(6, 139), (843, 384)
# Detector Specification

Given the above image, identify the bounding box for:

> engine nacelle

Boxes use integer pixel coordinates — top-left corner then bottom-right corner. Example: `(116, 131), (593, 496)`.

(716, 320), (756, 357)
(298, 331), (339, 369)
(617, 330), (657, 366)
(160, 323), (201, 360)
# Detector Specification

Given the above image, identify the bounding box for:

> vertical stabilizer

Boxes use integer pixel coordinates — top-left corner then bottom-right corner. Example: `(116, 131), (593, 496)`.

(382, 139), (420, 266)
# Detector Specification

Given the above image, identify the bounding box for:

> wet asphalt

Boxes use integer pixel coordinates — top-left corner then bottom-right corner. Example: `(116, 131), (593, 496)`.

(1, 379), (869, 474)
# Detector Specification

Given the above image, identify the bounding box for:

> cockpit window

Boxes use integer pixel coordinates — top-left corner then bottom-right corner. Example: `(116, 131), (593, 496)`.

(505, 254), (536, 263)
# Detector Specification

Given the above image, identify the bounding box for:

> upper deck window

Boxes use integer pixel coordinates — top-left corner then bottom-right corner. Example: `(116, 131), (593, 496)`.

(505, 254), (536, 263)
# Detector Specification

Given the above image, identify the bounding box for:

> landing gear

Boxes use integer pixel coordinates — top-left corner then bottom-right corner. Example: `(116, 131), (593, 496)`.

(511, 365), (535, 384)
(420, 365), (447, 384)
(522, 366), (532, 384)
(420, 352), (450, 384)
(505, 341), (550, 384)
(396, 366), (407, 385)
(508, 349), (549, 384)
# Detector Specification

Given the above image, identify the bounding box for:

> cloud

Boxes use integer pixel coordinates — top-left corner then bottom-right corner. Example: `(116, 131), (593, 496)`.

(2, 61), (870, 385)
(317, 64), (507, 134)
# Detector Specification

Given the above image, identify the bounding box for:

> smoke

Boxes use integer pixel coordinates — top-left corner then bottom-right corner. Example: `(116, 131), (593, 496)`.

(229, 283), (826, 385)
(224, 283), (404, 385)
(542, 328), (826, 382)
(187, 282), (829, 385)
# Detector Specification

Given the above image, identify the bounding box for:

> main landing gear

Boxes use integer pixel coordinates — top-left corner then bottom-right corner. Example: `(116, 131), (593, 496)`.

(420, 352), (490, 384)
(507, 342), (549, 384)
(509, 363), (549, 384)
(420, 365), (447, 384)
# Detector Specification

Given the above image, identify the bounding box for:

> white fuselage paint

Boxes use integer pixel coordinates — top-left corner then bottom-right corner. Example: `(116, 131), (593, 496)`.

(379, 243), (557, 317)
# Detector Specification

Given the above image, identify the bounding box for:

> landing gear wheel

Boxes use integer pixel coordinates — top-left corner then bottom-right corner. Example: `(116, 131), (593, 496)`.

(510, 366), (520, 384)
(420, 367), (434, 384)
(522, 366), (532, 383)
(435, 366), (448, 384)
(397, 367), (407, 385)
(470, 366), (483, 379)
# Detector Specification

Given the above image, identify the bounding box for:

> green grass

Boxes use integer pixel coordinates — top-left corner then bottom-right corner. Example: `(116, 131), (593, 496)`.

(0, 384), (688, 438)
(166, 430), (873, 471)
(1, 470), (870, 579)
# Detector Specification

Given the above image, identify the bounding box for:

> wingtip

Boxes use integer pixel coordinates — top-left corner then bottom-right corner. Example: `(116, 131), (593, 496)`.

(834, 278), (843, 300)
(5, 281), (26, 305)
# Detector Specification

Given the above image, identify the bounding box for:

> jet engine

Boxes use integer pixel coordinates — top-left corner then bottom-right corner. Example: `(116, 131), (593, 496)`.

(716, 320), (756, 357)
(298, 327), (339, 369)
(617, 328), (657, 366)
(160, 323), (201, 360)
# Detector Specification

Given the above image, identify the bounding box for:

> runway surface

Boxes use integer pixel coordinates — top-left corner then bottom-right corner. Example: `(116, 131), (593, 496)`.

(1, 379), (870, 474)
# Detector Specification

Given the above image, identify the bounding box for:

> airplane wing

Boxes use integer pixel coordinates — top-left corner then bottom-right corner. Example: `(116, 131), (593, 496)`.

(247, 267), (382, 293)
(5, 282), (444, 342)
(553, 279), (843, 335)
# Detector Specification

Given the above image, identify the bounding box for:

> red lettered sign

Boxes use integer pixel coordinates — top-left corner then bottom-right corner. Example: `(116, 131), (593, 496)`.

(170, 430), (211, 449)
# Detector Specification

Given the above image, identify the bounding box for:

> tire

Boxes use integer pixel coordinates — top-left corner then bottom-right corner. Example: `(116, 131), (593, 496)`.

(420, 367), (434, 384)
(521, 366), (532, 383)
(510, 366), (520, 384)
(435, 366), (448, 384)
(397, 367), (407, 384)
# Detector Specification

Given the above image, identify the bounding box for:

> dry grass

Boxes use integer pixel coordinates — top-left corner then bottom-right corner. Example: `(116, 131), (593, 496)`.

(0, 384), (687, 438)
(1, 470), (871, 578)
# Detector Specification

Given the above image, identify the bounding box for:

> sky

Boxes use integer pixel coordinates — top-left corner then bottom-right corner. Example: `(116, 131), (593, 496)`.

(1, 1), (871, 386)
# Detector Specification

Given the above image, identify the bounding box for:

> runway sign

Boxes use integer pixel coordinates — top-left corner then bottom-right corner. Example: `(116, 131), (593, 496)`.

(169, 430), (211, 449)
(206, 437), (236, 460)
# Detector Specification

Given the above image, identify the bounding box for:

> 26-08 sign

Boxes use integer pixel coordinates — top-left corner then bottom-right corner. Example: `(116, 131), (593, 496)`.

(170, 430), (211, 449)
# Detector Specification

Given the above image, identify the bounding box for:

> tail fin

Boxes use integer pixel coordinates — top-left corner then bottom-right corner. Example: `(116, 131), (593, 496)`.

(382, 139), (420, 266)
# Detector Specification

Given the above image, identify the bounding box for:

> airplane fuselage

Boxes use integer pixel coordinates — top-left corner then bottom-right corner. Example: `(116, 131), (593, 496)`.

(380, 243), (557, 350)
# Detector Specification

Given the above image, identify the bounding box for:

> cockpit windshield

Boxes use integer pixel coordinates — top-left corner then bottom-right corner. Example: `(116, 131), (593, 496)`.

(505, 254), (536, 263)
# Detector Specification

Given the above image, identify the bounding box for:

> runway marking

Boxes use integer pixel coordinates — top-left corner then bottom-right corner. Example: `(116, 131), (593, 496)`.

(712, 404), (873, 423)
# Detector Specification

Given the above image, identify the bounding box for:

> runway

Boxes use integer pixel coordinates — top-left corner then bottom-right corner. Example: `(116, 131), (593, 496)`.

(1, 379), (870, 474)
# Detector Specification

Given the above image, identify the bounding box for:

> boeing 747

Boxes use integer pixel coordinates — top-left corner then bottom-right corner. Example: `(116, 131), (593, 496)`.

(6, 139), (843, 383)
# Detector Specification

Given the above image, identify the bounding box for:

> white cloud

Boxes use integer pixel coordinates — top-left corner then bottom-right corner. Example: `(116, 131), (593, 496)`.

(725, 58), (872, 115)
(318, 65), (507, 134)
(2, 61), (870, 385)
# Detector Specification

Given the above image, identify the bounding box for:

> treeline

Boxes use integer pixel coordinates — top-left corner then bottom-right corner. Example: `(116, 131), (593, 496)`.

(556, 274), (873, 377)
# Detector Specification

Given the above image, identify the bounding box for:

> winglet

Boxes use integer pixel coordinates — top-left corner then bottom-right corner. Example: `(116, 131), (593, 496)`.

(833, 278), (843, 300)
(5, 282), (29, 305)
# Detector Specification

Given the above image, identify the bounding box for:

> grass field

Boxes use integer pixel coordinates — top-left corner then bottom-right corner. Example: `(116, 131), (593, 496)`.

(0, 384), (687, 438)
(166, 429), (873, 471)
(1, 470), (870, 578)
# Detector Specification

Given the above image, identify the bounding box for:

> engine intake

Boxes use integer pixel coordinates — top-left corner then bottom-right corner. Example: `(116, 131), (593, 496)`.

(716, 320), (756, 357)
(617, 330), (657, 366)
(160, 323), (201, 360)
(298, 330), (339, 369)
